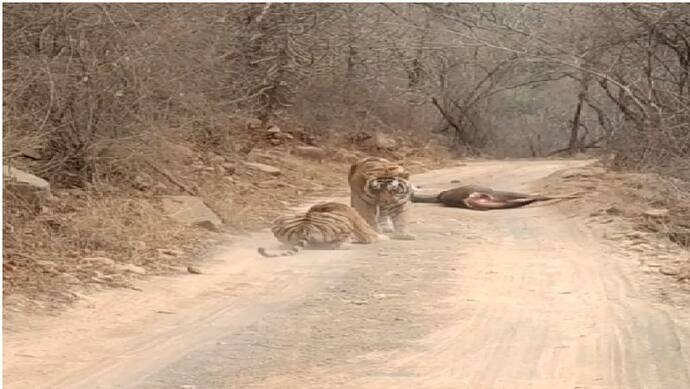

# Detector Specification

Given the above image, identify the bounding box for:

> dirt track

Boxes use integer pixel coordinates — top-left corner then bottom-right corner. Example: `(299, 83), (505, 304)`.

(5, 160), (690, 389)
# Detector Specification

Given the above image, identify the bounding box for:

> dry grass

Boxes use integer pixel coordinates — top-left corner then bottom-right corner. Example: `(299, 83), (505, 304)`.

(3, 123), (453, 317)
(539, 163), (690, 283)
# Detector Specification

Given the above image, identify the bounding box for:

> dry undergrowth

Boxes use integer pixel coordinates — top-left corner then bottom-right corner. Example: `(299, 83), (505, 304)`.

(3, 126), (452, 317)
(539, 162), (690, 285)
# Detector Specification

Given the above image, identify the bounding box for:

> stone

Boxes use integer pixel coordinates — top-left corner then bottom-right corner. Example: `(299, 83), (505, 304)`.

(20, 148), (42, 160)
(133, 173), (153, 191)
(35, 260), (57, 268)
(158, 248), (183, 257)
(246, 118), (263, 130)
(83, 257), (116, 267)
(294, 146), (327, 161)
(115, 263), (147, 275)
(643, 209), (669, 218)
(241, 162), (281, 176)
(267, 125), (281, 134)
(161, 196), (223, 231)
(222, 163), (237, 174)
(187, 266), (202, 275)
(363, 133), (398, 150)
(3, 166), (51, 205)
(131, 240), (147, 250)
(151, 182), (168, 194)
(194, 220), (222, 232)
(209, 155), (225, 166)
(214, 165), (226, 176)
(57, 273), (81, 284)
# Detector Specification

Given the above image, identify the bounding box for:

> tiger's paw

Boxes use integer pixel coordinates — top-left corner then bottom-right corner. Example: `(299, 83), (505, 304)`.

(392, 232), (416, 241)
(379, 225), (395, 233)
(376, 234), (390, 241)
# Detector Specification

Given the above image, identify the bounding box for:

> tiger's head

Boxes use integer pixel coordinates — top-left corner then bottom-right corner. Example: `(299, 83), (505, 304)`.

(365, 176), (412, 204)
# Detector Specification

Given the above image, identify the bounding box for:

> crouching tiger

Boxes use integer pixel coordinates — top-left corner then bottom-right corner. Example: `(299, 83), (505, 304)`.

(348, 157), (416, 240)
(257, 202), (387, 258)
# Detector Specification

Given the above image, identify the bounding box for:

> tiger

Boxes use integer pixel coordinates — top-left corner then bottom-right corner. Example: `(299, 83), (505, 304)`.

(348, 157), (416, 240)
(257, 201), (386, 258)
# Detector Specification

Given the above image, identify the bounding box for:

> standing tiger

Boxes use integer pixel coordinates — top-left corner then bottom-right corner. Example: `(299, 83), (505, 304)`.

(348, 157), (416, 240)
(257, 202), (386, 258)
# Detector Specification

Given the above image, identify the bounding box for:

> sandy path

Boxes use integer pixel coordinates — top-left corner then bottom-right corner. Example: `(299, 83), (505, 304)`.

(4, 159), (690, 389)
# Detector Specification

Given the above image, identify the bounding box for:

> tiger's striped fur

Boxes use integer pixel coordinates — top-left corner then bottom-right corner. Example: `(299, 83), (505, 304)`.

(257, 202), (384, 258)
(348, 157), (415, 240)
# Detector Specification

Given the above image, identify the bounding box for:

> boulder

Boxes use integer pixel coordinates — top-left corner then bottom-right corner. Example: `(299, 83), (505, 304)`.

(363, 133), (398, 150)
(246, 118), (263, 130)
(267, 125), (281, 135)
(133, 173), (153, 191)
(643, 208), (670, 218)
(294, 146), (327, 161)
(3, 166), (51, 206)
(83, 257), (116, 267)
(241, 162), (281, 176)
(115, 263), (147, 275)
(161, 196), (223, 231)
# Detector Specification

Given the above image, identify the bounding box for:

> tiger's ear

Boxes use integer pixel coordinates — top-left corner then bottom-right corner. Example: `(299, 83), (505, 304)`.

(348, 163), (358, 180)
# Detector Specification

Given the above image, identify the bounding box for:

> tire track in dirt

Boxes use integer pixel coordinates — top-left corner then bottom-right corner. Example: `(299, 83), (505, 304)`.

(5, 160), (690, 389)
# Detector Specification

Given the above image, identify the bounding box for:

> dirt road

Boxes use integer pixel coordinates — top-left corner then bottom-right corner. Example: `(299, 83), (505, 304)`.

(5, 160), (690, 389)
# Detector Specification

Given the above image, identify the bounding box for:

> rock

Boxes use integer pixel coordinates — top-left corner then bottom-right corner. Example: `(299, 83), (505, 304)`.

(187, 266), (202, 275)
(643, 209), (669, 218)
(20, 148), (42, 160)
(246, 118), (263, 130)
(277, 132), (294, 140)
(294, 146), (327, 161)
(223, 176), (236, 185)
(133, 173), (153, 191)
(36, 260), (59, 274)
(209, 155), (225, 166)
(151, 182), (168, 194)
(130, 240), (147, 251)
(167, 144), (197, 164)
(256, 180), (283, 189)
(222, 163), (237, 174)
(605, 206), (622, 216)
(363, 133), (398, 150)
(161, 196), (223, 231)
(242, 162), (281, 176)
(267, 125), (281, 134)
(57, 273), (81, 284)
(3, 166), (51, 206)
(83, 257), (116, 267)
(115, 263), (147, 275)
(158, 248), (183, 257)
(214, 165), (226, 176)
(194, 220), (222, 232)
(269, 138), (282, 146)
(659, 267), (680, 276)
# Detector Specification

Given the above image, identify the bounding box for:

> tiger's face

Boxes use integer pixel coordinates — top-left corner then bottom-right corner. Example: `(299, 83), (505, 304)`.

(366, 177), (410, 203)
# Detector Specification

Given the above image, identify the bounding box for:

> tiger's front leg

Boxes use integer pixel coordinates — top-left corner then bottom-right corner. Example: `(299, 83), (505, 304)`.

(351, 195), (381, 232)
(390, 208), (416, 240)
(378, 216), (394, 233)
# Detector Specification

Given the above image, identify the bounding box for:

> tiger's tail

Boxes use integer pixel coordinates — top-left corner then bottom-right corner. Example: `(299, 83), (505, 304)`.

(257, 239), (307, 258)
